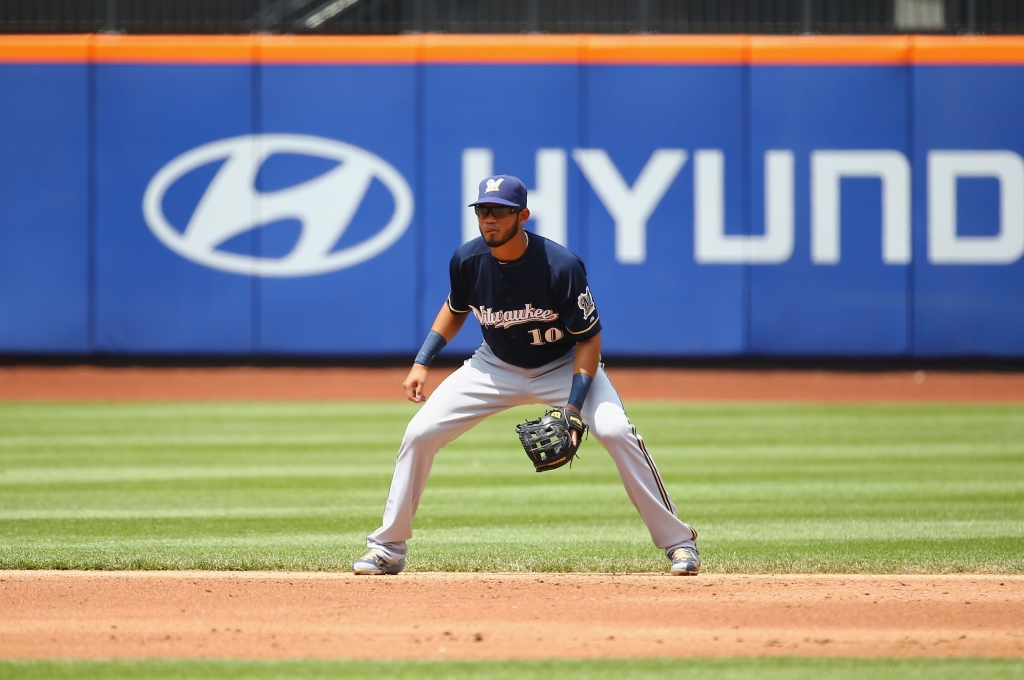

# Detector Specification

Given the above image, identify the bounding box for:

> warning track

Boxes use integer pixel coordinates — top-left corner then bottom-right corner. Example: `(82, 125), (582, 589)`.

(1, 366), (1023, 402)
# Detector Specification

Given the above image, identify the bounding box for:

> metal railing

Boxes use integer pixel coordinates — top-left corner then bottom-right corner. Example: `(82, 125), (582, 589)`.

(1, 0), (1021, 34)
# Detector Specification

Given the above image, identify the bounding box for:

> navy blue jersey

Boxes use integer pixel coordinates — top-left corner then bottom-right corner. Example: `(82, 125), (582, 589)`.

(447, 233), (601, 368)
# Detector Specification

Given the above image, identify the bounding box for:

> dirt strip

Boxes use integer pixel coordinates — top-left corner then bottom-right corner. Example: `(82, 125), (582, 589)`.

(1, 366), (1023, 402)
(1, 572), (1021, 660)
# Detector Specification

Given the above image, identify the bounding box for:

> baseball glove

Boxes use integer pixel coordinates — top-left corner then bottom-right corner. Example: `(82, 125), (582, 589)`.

(516, 408), (587, 472)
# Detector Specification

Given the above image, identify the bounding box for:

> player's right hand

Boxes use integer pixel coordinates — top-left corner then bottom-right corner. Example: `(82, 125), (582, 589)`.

(404, 364), (429, 403)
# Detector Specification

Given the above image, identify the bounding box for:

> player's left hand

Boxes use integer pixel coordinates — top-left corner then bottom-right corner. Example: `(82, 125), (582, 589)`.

(516, 407), (587, 472)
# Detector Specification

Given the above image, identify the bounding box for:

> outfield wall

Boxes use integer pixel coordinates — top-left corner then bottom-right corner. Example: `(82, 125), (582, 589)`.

(1, 35), (1023, 358)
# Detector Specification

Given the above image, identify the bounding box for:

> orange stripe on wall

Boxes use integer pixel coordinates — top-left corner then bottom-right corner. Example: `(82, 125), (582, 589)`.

(912, 36), (1024, 65)
(257, 35), (419, 64)
(94, 35), (254, 64)
(0, 35), (91, 63)
(418, 34), (583, 64)
(585, 35), (746, 65)
(259, 34), (739, 66)
(1, 34), (1024, 66)
(749, 36), (910, 65)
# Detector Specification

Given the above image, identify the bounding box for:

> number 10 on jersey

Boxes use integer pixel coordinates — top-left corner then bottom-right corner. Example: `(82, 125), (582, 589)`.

(528, 327), (565, 346)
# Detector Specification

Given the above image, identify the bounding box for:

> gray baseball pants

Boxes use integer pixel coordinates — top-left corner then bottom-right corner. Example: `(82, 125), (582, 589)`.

(366, 342), (697, 561)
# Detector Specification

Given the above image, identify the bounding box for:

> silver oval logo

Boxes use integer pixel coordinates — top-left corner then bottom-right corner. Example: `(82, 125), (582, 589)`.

(143, 134), (414, 277)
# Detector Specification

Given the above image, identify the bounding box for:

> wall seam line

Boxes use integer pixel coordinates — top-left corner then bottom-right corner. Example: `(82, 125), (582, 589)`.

(906, 59), (916, 358)
(86, 36), (98, 355)
(252, 44), (262, 355)
(414, 61), (427, 346)
(742, 37), (752, 356)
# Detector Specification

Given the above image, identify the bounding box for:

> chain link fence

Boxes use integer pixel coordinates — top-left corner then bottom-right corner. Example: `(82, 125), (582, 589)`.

(1, 0), (1021, 34)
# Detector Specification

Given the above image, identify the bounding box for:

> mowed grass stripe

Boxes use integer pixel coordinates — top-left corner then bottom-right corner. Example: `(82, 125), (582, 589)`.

(0, 402), (1021, 573)
(2, 658), (1023, 680)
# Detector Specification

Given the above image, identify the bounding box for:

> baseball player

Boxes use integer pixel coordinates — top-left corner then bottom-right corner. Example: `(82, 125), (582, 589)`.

(353, 174), (699, 576)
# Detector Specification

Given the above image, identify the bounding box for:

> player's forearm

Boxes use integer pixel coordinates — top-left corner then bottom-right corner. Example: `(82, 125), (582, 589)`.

(573, 333), (601, 377)
(413, 304), (468, 370)
(430, 303), (468, 342)
(567, 334), (601, 413)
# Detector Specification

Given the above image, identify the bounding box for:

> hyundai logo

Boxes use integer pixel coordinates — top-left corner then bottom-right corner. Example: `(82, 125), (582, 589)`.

(143, 134), (414, 277)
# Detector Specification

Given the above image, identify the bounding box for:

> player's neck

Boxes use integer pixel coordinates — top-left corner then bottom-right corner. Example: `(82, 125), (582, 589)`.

(489, 228), (529, 263)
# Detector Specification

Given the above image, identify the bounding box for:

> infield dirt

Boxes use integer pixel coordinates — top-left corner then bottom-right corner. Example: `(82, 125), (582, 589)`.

(2, 572), (1022, 660)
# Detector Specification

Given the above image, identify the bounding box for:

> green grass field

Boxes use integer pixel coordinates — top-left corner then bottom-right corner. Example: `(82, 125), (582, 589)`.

(2, 658), (1023, 680)
(1, 400), (1021, 573)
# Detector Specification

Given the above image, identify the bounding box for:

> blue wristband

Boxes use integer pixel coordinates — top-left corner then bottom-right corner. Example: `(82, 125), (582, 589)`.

(414, 330), (447, 366)
(567, 372), (594, 411)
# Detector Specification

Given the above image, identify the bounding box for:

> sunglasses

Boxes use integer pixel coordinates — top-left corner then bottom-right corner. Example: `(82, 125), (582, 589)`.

(474, 205), (520, 219)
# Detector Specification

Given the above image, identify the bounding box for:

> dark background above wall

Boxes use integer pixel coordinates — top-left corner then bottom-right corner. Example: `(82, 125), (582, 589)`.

(0, 0), (1021, 36)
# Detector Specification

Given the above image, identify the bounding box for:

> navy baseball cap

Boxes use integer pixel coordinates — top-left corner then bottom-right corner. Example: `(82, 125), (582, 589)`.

(468, 174), (528, 208)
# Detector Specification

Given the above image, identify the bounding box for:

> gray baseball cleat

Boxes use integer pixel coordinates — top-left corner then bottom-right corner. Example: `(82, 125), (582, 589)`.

(670, 546), (701, 576)
(352, 550), (406, 575)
